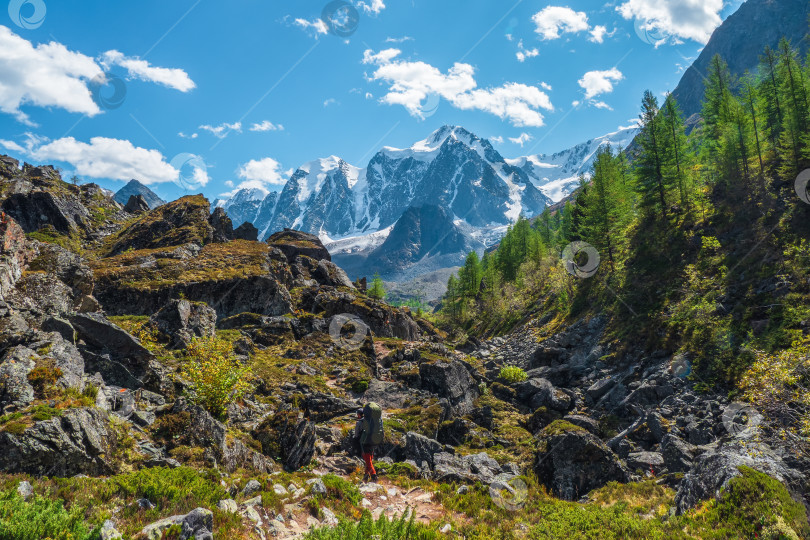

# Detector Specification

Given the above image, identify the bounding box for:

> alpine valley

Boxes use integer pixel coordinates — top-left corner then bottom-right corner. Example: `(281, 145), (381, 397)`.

(213, 125), (639, 282)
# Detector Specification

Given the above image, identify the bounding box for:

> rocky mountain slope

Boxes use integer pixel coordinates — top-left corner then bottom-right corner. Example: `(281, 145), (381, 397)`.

(671, 0), (810, 121)
(1, 153), (807, 538)
(506, 124), (638, 202)
(114, 179), (166, 210)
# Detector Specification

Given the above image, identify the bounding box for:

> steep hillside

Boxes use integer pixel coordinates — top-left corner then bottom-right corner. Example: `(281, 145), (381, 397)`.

(671, 0), (810, 121)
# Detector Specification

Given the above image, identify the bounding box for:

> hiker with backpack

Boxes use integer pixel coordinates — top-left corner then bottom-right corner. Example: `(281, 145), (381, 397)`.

(353, 402), (384, 482)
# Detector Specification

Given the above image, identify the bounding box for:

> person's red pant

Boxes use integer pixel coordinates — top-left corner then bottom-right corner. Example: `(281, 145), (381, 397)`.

(362, 451), (376, 476)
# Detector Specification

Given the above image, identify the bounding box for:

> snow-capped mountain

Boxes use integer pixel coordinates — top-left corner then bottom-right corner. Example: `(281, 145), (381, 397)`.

(221, 126), (553, 245)
(507, 124), (638, 201)
(217, 124), (636, 280)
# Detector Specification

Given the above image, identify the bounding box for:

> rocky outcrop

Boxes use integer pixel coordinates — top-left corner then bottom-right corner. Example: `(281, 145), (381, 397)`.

(141, 507), (213, 540)
(0, 346), (36, 410)
(267, 229), (331, 262)
(234, 222), (258, 241)
(535, 422), (630, 501)
(69, 313), (163, 391)
(304, 289), (420, 341)
(113, 179), (165, 210)
(254, 410), (316, 472)
(150, 299), (216, 348)
(675, 441), (808, 514)
(208, 207), (234, 243)
(0, 216), (35, 297)
(108, 195), (216, 255)
(419, 360), (479, 415)
(123, 194), (150, 214)
(170, 399), (275, 473)
(0, 407), (117, 476)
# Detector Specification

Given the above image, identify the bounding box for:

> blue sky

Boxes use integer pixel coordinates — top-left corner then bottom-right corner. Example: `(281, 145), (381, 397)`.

(0, 0), (744, 201)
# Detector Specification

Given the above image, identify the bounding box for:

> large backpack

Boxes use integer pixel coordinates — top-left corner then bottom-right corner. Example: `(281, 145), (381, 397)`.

(362, 402), (384, 446)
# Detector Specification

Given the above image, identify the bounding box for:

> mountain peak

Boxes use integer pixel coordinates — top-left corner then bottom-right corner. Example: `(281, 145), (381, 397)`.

(113, 179), (165, 210)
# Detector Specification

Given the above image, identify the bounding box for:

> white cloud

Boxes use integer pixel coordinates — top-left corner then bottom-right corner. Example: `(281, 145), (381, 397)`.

(362, 48), (553, 127)
(100, 50), (195, 92)
(178, 131), (198, 139)
(0, 26), (194, 125)
(237, 157), (288, 189)
(385, 36), (413, 43)
(30, 136), (178, 184)
(249, 121), (284, 132)
(0, 25), (103, 123)
(540, 82), (553, 91)
(578, 68), (624, 100)
(592, 101), (613, 110)
(589, 25), (608, 43)
(293, 18), (328, 36)
(323, 98), (338, 107)
(516, 40), (539, 62)
(0, 140), (25, 153)
(617, 0), (724, 44)
(199, 122), (242, 139)
(224, 180), (234, 188)
(356, 0), (385, 15)
(489, 136), (504, 144)
(508, 133), (533, 146)
(532, 6), (590, 40)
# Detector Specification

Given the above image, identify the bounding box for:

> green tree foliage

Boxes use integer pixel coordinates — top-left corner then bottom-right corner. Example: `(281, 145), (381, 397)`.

(368, 272), (386, 300)
(635, 90), (671, 221)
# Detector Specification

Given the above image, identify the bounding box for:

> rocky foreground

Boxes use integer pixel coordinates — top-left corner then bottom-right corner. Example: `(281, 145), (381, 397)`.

(0, 155), (808, 539)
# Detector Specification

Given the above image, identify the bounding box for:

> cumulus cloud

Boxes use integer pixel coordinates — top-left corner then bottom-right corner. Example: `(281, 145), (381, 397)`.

(249, 121), (284, 132)
(100, 50), (195, 92)
(199, 122), (242, 139)
(616, 0), (724, 44)
(323, 98), (338, 107)
(293, 17), (328, 36)
(0, 26), (194, 124)
(0, 25), (103, 123)
(362, 48), (553, 127)
(589, 25), (608, 43)
(29, 136), (178, 184)
(509, 133), (533, 146)
(178, 131), (198, 139)
(578, 68), (624, 100)
(385, 36), (413, 43)
(516, 40), (539, 62)
(237, 157), (289, 190)
(540, 82), (553, 91)
(356, 0), (385, 15)
(532, 6), (589, 40)
(489, 136), (504, 144)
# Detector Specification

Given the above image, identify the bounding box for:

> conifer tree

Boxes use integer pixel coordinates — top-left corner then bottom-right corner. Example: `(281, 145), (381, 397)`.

(636, 90), (670, 221)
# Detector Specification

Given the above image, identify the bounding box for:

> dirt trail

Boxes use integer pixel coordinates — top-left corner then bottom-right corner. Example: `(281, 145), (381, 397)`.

(242, 477), (459, 539)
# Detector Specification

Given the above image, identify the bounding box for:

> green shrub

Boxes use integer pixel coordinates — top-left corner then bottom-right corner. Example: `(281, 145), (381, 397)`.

(1, 421), (26, 435)
(181, 337), (252, 418)
(498, 366), (528, 384)
(113, 467), (226, 509)
(318, 474), (362, 506)
(0, 489), (97, 540)
(305, 510), (437, 539)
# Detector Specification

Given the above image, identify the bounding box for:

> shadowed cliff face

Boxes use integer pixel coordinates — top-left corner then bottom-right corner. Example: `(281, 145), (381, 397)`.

(672, 0), (810, 122)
